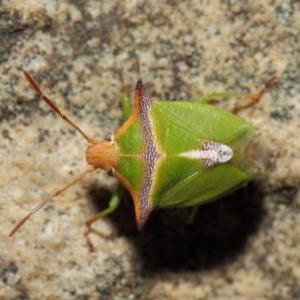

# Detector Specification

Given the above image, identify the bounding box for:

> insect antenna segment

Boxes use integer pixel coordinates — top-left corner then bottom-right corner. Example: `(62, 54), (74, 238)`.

(9, 167), (96, 237)
(23, 71), (98, 145)
(9, 72), (100, 236)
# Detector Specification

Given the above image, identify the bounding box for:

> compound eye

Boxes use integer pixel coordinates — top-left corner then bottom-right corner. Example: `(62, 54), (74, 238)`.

(104, 133), (114, 142)
(106, 168), (115, 177)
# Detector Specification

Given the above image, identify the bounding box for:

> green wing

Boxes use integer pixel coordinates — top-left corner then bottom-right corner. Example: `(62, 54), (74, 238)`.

(150, 101), (256, 208)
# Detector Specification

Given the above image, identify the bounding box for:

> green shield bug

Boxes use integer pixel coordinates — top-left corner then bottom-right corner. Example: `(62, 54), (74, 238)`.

(9, 71), (276, 238)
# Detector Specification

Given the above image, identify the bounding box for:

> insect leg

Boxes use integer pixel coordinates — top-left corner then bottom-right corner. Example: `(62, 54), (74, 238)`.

(232, 76), (278, 112)
(196, 92), (246, 104)
(196, 76), (278, 112)
(114, 68), (132, 120)
(173, 207), (199, 224)
(85, 183), (124, 251)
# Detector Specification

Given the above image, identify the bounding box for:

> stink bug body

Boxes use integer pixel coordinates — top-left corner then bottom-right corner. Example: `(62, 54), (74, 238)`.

(9, 71), (275, 237)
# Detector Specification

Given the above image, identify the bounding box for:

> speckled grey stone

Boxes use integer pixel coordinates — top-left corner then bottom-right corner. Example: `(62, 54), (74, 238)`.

(1, 1), (300, 299)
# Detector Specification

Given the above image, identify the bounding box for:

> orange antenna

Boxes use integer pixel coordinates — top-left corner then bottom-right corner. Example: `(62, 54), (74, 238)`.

(9, 167), (97, 237)
(23, 71), (98, 145)
(9, 72), (101, 236)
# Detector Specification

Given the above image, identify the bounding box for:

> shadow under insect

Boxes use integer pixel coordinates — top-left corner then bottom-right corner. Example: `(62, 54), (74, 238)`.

(88, 182), (264, 273)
